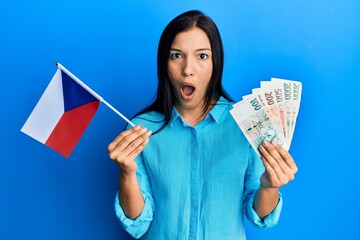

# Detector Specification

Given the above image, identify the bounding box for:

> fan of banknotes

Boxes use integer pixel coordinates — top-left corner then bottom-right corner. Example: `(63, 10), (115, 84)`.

(230, 78), (302, 157)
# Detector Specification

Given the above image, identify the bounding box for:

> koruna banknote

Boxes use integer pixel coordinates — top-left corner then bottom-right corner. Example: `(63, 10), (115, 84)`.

(230, 78), (302, 157)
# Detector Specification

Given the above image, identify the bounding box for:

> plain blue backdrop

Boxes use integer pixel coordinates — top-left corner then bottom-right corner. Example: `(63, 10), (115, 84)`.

(1, 0), (359, 239)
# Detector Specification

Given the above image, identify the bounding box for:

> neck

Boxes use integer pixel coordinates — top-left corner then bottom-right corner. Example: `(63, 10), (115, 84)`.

(176, 98), (217, 126)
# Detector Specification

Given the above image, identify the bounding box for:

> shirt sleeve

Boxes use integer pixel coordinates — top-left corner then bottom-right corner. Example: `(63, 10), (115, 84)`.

(242, 146), (283, 229)
(114, 151), (155, 238)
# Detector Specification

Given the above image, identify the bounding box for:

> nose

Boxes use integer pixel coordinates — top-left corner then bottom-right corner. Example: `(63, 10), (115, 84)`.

(182, 57), (194, 77)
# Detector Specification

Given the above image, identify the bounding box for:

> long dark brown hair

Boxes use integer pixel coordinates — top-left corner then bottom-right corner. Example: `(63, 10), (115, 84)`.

(134, 10), (232, 133)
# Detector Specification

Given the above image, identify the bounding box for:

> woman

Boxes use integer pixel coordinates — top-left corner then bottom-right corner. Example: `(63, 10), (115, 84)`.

(108, 10), (297, 239)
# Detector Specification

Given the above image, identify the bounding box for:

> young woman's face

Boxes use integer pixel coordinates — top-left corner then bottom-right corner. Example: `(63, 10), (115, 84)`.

(167, 27), (213, 113)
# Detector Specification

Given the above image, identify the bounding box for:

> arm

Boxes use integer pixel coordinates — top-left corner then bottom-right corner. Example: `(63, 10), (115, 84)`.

(119, 171), (144, 219)
(108, 125), (152, 219)
(254, 140), (298, 219)
(254, 187), (279, 219)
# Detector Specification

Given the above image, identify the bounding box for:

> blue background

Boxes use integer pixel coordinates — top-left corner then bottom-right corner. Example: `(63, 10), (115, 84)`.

(1, 0), (359, 239)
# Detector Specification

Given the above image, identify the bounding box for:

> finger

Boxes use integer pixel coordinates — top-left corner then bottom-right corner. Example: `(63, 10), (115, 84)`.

(108, 125), (141, 152)
(128, 135), (150, 159)
(271, 142), (298, 174)
(260, 155), (280, 185)
(259, 144), (283, 175)
(261, 141), (294, 174)
(259, 144), (290, 184)
(261, 141), (283, 163)
(123, 130), (152, 158)
(108, 126), (145, 152)
(111, 129), (151, 159)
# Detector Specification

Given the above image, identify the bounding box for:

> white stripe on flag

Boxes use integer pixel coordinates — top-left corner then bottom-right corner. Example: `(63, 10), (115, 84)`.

(21, 69), (64, 143)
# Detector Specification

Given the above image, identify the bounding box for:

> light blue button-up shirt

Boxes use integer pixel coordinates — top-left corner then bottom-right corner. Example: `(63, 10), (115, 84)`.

(115, 97), (282, 239)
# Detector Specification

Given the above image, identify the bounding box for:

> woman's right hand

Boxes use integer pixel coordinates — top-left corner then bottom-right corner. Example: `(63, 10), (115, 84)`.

(108, 126), (152, 175)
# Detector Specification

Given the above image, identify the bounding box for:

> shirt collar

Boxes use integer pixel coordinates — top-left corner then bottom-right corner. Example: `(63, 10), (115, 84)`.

(169, 107), (181, 126)
(169, 96), (230, 126)
(209, 96), (229, 123)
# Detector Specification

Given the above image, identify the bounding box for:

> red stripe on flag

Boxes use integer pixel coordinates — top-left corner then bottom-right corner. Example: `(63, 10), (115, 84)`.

(45, 100), (100, 157)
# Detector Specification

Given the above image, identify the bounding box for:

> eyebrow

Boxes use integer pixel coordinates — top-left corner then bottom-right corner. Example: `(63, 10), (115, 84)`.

(170, 47), (212, 52)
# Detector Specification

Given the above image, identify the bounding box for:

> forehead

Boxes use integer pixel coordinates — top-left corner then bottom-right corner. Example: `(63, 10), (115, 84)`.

(171, 27), (211, 48)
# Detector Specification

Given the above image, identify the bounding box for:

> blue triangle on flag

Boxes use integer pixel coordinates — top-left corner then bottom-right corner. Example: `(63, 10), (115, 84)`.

(61, 70), (98, 112)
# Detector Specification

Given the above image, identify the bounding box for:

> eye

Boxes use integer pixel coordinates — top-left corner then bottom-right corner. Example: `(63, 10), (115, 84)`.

(198, 53), (209, 60)
(169, 53), (182, 59)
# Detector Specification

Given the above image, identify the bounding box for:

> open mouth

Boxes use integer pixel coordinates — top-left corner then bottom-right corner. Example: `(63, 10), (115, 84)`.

(181, 83), (195, 97)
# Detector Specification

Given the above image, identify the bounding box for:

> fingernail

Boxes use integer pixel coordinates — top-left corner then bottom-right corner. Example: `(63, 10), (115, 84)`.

(259, 145), (265, 151)
(134, 125), (140, 130)
(263, 140), (269, 147)
(146, 130), (152, 136)
(141, 127), (147, 133)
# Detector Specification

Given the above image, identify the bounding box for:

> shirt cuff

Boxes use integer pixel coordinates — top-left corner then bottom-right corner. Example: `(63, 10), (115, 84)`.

(114, 192), (154, 239)
(245, 191), (283, 229)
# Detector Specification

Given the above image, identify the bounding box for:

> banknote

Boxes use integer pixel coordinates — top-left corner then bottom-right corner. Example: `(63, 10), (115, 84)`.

(230, 94), (286, 157)
(252, 87), (287, 149)
(271, 78), (302, 144)
(259, 82), (288, 147)
(290, 81), (302, 143)
(230, 78), (302, 156)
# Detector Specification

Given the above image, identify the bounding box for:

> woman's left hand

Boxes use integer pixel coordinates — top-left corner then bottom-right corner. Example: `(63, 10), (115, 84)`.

(259, 141), (298, 188)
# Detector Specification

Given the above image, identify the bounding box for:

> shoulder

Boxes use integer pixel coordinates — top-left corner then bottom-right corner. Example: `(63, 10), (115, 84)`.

(129, 111), (165, 132)
(210, 96), (235, 121)
(216, 96), (235, 109)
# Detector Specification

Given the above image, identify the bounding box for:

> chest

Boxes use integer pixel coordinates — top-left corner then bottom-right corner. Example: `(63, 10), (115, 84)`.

(142, 125), (250, 192)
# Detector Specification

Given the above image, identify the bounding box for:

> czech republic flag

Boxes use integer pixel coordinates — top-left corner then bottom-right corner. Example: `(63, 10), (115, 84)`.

(21, 66), (100, 158)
